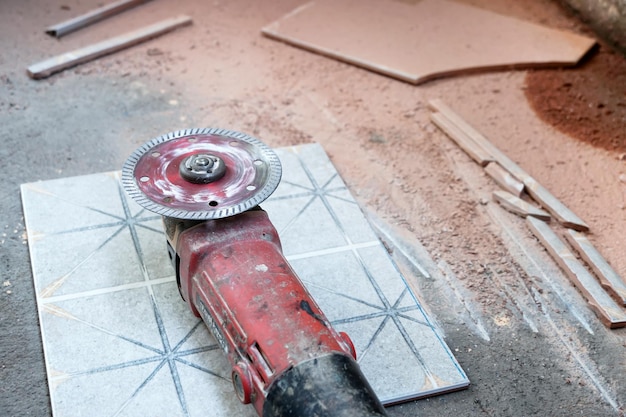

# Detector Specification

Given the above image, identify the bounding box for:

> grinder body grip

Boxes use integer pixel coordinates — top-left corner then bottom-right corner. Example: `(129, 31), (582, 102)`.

(166, 209), (388, 416)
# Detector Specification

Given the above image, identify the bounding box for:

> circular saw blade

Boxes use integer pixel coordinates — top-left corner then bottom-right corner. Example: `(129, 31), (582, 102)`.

(122, 128), (282, 220)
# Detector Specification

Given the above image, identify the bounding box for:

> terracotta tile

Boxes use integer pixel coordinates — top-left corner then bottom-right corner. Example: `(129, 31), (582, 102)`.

(263, 0), (595, 84)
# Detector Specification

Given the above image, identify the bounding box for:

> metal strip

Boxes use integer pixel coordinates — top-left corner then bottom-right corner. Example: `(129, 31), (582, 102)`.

(46, 0), (153, 38)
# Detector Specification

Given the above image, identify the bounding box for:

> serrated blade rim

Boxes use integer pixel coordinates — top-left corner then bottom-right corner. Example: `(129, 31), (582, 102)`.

(121, 127), (282, 219)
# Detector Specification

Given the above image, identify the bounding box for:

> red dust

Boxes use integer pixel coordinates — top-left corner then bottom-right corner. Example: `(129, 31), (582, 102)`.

(525, 46), (626, 154)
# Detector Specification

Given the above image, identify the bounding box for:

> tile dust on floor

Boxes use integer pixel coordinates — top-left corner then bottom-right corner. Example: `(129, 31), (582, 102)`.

(21, 143), (468, 416)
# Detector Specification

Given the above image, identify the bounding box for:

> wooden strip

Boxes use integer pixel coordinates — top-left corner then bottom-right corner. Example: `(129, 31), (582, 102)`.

(484, 162), (524, 197)
(493, 190), (550, 221)
(526, 217), (626, 328)
(428, 99), (528, 181)
(28, 15), (192, 79)
(564, 230), (626, 306)
(428, 99), (589, 232)
(46, 0), (153, 37)
(523, 178), (589, 231)
(430, 112), (494, 166)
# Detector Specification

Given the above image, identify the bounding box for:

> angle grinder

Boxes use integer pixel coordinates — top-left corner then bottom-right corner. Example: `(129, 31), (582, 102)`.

(122, 128), (388, 417)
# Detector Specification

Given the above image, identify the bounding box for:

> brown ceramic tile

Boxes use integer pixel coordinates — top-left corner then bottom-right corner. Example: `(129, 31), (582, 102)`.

(263, 0), (595, 84)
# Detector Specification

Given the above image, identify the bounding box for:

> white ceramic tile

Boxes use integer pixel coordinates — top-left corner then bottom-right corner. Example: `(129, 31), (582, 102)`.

(22, 143), (468, 416)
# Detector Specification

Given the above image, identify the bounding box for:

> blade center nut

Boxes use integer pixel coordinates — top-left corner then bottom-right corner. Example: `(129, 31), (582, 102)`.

(180, 153), (227, 184)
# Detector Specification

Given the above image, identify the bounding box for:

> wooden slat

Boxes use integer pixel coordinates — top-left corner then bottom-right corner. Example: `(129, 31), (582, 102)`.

(493, 190), (550, 221)
(526, 217), (626, 328)
(28, 15), (192, 79)
(523, 178), (589, 232)
(429, 99), (528, 181)
(484, 162), (524, 197)
(46, 0), (153, 37)
(430, 112), (494, 166)
(565, 230), (626, 306)
(428, 99), (589, 232)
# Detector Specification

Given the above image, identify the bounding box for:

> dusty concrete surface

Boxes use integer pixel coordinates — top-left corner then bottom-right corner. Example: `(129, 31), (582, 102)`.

(1, 1), (625, 416)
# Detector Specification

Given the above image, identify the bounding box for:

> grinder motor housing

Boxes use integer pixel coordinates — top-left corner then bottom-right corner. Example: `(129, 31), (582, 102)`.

(164, 209), (388, 416)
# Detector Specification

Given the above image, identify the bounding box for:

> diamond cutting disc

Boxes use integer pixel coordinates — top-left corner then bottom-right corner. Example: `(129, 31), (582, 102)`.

(122, 128), (282, 220)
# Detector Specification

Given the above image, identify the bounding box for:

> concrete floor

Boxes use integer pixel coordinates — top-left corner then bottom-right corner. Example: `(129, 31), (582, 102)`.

(1, 1), (624, 416)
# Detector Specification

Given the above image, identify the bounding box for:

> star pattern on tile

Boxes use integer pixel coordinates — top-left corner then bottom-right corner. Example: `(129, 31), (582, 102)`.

(268, 154), (444, 390)
(23, 173), (235, 416)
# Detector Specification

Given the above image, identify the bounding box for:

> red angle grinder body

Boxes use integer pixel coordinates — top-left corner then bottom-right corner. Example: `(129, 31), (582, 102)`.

(123, 128), (388, 417)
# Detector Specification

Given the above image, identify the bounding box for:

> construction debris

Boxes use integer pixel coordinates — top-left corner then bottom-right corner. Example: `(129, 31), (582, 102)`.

(430, 112), (494, 166)
(429, 99), (533, 182)
(46, 0), (153, 37)
(484, 162), (524, 197)
(430, 98), (626, 329)
(565, 230), (626, 306)
(526, 217), (626, 329)
(28, 15), (192, 79)
(522, 177), (588, 232)
(492, 190), (550, 221)
(429, 99), (589, 231)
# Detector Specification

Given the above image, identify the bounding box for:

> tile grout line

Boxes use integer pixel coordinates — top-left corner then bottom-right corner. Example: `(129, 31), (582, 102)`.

(116, 179), (191, 416)
(39, 276), (176, 304)
(285, 240), (381, 261)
